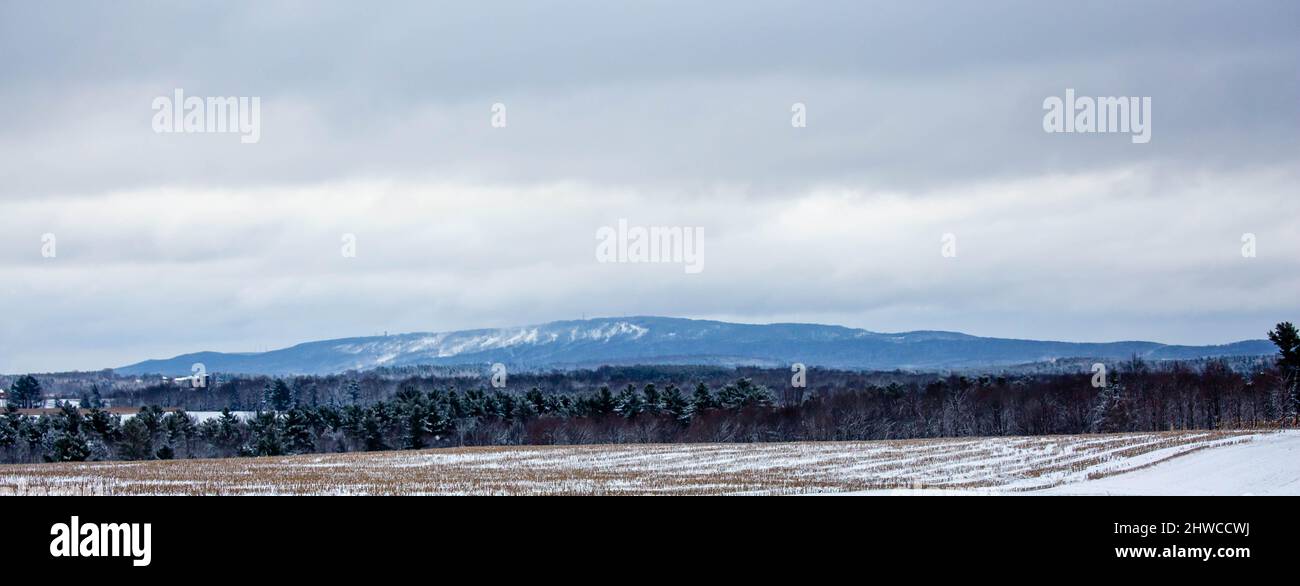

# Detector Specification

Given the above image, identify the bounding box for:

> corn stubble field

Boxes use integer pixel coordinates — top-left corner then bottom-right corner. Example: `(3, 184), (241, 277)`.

(0, 430), (1264, 495)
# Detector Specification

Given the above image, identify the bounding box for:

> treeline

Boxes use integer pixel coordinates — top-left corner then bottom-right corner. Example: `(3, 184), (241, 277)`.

(1, 357), (1296, 464)
(2, 322), (1295, 465)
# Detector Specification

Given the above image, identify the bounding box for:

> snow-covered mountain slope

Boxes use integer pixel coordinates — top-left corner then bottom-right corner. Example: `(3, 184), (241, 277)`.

(115, 316), (1275, 376)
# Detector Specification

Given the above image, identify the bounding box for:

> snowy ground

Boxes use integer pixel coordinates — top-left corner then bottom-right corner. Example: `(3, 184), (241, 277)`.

(1034, 430), (1300, 495)
(0, 430), (1293, 495)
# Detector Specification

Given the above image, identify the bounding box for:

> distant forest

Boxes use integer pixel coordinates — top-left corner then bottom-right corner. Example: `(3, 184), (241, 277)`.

(1, 323), (1297, 465)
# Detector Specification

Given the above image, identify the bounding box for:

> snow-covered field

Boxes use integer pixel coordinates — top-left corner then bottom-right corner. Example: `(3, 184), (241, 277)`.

(1036, 430), (1300, 495)
(0, 430), (1294, 495)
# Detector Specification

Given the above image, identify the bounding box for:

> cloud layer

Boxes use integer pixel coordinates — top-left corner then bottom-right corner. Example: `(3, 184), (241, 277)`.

(1, 1), (1297, 372)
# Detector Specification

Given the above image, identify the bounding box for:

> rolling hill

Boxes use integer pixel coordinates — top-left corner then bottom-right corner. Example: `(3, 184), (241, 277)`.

(114, 316), (1276, 376)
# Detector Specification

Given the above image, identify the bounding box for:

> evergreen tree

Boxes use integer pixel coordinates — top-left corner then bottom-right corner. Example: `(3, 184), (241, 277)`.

(395, 389), (428, 449)
(9, 375), (42, 409)
(290, 379), (308, 407)
(117, 417), (154, 460)
(445, 389), (465, 418)
(691, 382), (717, 413)
(215, 408), (244, 454)
(49, 431), (91, 462)
(591, 385), (616, 417)
(283, 407), (316, 454)
(615, 384), (644, 419)
(249, 411), (284, 456)
(270, 380), (293, 411)
(347, 380), (362, 405)
(361, 411), (388, 451)
(162, 411), (198, 456)
(512, 394), (538, 421)
(0, 406), (20, 455)
(1268, 322), (1300, 424)
(525, 387), (546, 414)
(641, 383), (661, 414)
(84, 408), (118, 441)
(57, 401), (83, 435)
(718, 378), (772, 408)
(1269, 321), (1300, 376)
(135, 405), (165, 438)
(661, 384), (690, 423)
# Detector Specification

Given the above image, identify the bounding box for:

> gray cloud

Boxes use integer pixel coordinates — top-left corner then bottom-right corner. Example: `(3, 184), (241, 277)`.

(0, 0), (1297, 372)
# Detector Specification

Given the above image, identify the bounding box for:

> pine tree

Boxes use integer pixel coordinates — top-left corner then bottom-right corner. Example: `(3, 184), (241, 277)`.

(270, 380), (293, 411)
(49, 431), (91, 462)
(615, 384), (643, 419)
(0, 406), (19, 454)
(89, 384), (104, 409)
(1268, 322), (1300, 423)
(290, 379), (307, 408)
(361, 411), (388, 451)
(9, 375), (42, 409)
(641, 383), (661, 414)
(718, 378), (772, 408)
(395, 389), (429, 449)
(283, 407), (316, 454)
(216, 408), (243, 454)
(162, 411), (198, 457)
(249, 411), (284, 456)
(525, 387), (546, 414)
(691, 382), (717, 414)
(57, 401), (82, 436)
(1269, 322), (1300, 375)
(445, 389), (464, 418)
(135, 405), (165, 438)
(661, 384), (690, 423)
(591, 385), (616, 417)
(117, 417), (154, 460)
(347, 380), (362, 405)
(84, 407), (117, 439)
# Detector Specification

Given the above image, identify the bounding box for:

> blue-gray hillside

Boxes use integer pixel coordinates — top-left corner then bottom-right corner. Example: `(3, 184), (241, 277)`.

(115, 316), (1276, 376)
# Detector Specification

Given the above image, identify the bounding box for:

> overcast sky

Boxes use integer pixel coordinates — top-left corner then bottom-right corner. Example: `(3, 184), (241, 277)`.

(1, 0), (1298, 373)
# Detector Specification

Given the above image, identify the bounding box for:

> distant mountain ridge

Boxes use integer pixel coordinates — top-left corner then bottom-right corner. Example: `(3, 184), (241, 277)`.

(113, 316), (1277, 376)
